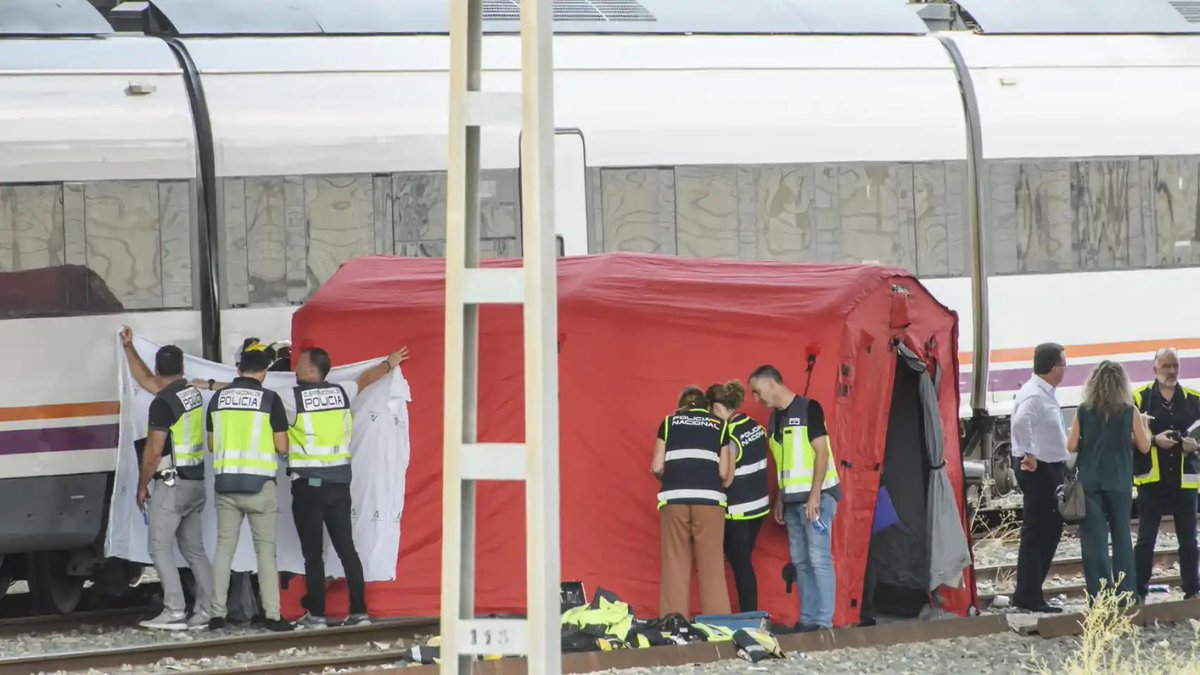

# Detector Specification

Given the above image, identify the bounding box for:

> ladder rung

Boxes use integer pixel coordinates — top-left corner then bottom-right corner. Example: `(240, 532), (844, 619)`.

(462, 91), (522, 127)
(460, 443), (526, 481)
(462, 267), (524, 304)
(457, 618), (528, 656)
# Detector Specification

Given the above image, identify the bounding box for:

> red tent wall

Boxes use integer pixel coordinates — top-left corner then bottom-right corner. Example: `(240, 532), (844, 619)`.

(287, 253), (973, 626)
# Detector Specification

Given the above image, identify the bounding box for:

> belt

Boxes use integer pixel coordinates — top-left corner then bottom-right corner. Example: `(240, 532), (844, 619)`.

(153, 469), (178, 482)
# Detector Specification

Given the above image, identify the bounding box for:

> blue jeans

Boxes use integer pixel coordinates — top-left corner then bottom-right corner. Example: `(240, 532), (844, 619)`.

(783, 492), (837, 627)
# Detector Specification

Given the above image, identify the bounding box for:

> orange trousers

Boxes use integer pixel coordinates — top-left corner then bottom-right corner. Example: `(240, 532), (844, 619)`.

(659, 504), (731, 617)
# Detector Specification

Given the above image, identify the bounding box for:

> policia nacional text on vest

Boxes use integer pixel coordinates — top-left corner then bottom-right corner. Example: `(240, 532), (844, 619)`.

(288, 382), (353, 484)
(658, 408), (728, 508)
(1134, 383), (1200, 490)
(155, 380), (206, 482)
(211, 383), (283, 493)
(769, 395), (838, 500)
(725, 414), (770, 520)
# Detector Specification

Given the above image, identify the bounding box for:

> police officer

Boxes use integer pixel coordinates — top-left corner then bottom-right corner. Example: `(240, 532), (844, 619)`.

(120, 327), (213, 630)
(706, 380), (769, 613)
(284, 345), (408, 629)
(202, 343), (292, 631)
(1133, 347), (1200, 601)
(749, 364), (839, 631)
(651, 386), (734, 617)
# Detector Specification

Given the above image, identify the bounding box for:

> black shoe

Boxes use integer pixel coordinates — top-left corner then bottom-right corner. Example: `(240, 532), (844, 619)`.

(264, 618), (294, 632)
(796, 623), (823, 633)
(207, 616), (228, 630)
(1185, 593), (1197, 601)
(1014, 601), (1062, 614)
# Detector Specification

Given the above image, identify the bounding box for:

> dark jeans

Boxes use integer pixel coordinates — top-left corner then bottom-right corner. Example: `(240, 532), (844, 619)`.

(291, 480), (367, 617)
(1012, 457), (1066, 607)
(1136, 487), (1199, 598)
(723, 517), (764, 612)
(1080, 488), (1135, 600)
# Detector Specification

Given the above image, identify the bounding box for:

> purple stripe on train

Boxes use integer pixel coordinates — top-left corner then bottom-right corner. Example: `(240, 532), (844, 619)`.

(0, 424), (119, 455)
(957, 356), (1200, 394)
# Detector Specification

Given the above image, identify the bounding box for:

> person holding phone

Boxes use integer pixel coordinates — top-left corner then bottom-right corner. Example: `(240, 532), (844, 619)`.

(749, 365), (839, 631)
(1132, 348), (1200, 602)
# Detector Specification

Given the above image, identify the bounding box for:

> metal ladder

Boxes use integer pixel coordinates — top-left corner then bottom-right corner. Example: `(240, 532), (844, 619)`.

(441, 0), (560, 673)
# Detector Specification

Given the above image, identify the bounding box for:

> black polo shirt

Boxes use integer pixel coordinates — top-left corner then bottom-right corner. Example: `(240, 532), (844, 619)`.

(1141, 382), (1200, 491)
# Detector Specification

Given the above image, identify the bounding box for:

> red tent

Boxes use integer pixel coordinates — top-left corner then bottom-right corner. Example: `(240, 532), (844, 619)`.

(288, 253), (976, 626)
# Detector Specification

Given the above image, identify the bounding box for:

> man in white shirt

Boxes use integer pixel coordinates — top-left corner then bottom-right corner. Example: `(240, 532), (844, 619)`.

(1009, 343), (1069, 613)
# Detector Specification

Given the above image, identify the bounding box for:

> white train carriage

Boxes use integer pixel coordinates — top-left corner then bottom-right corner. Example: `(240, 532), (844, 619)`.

(3, 0), (1200, 611)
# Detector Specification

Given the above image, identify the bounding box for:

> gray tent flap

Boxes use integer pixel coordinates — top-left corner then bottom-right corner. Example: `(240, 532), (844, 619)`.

(897, 344), (972, 593)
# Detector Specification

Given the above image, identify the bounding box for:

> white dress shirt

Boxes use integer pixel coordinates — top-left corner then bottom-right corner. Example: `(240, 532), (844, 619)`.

(1010, 375), (1069, 463)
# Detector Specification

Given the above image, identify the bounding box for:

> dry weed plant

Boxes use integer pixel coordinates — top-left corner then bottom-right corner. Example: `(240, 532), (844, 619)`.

(973, 506), (1022, 565)
(1039, 579), (1200, 675)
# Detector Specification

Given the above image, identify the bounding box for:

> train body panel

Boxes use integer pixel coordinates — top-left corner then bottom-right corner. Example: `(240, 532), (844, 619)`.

(0, 38), (195, 183)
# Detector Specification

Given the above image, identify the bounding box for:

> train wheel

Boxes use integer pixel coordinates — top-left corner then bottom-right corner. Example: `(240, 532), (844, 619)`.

(29, 551), (84, 614)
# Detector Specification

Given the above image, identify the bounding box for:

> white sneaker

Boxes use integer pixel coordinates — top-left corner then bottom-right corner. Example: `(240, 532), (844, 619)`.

(344, 613), (371, 626)
(140, 609), (188, 631)
(187, 611), (211, 630)
(295, 612), (327, 630)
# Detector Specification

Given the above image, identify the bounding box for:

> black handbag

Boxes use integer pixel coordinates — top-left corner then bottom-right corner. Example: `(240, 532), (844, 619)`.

(1057, 469), (1087, 524)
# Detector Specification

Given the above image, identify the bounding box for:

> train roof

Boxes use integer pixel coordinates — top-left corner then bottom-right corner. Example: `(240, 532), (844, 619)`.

(135, 0), (931, 37)
(957, 0), (1200, 35)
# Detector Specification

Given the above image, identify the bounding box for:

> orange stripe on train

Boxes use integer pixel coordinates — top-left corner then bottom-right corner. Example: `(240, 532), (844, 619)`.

(0, 401), (120, 423)
(958, 337), (1200, 367)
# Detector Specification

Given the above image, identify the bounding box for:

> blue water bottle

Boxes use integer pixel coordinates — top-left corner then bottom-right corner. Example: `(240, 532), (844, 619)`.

(143, 496), (150, 525)
(813, 518), (828, 534)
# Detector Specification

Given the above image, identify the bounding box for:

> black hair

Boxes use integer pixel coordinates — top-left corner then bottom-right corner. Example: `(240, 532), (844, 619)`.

(1033, 343), (1065, 376)
(155, 345), (184, 377)
(302, 347), (332, 379)
(677, 386), (707, 411)
(269, 345), (292, 372)
(749, 364), (784, 384)
(239, 348), (272, 374)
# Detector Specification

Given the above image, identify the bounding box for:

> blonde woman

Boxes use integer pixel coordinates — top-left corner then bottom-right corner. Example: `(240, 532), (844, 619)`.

(1067, 360), (1152, 603)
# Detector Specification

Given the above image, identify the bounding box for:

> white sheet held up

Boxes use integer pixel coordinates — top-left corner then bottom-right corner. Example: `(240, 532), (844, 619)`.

(106, 334), (411, 581)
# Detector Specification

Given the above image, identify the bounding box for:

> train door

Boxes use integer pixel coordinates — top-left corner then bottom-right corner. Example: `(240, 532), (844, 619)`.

(553, 129), (588, 256)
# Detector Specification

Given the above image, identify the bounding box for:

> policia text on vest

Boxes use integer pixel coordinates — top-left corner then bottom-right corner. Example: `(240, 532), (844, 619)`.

(652, 390), (735, 619)
(121, 327), (215, 631)
(204, 344), (293, 631)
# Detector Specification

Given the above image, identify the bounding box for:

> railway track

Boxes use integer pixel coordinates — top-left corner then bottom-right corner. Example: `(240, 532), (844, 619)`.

(978, 574), (1185, 606)
(0, 617), (437, 675)
(0, 605), (152, 639)
(975, 548), (1179, 584)
(973, 516), (1178, 548)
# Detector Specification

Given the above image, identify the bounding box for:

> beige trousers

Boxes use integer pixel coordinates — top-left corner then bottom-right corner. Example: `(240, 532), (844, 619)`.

(659, 504), (732, 618)
(210, 481), (280, 620)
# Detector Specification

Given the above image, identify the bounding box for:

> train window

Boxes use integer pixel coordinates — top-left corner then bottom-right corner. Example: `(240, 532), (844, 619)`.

(1149, 157), (1200, 267)
(0, 180), (196, 318)
(595, 162), (968, 279)
(835, 164), (916, 270)
(914, 161), (969, 278)
(987, 157), (1200, 274)
(675, 166), (739, 259)
(743, 164), (822, 263)
(598, 168), (677, 255)
(223, 171), (521, 308)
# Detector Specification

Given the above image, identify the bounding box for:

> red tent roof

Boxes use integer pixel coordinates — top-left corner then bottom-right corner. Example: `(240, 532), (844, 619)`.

(290, 252), (974, 625)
